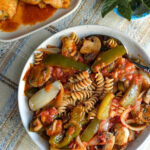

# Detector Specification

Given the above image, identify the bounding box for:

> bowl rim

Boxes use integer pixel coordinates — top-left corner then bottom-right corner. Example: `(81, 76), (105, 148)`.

(18, 25), (150, 150)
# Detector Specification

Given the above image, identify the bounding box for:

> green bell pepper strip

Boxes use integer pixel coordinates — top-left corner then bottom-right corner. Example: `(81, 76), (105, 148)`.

(43, 54), (90, 71)
(97, 93), (115, 120)
(120, 81), (141, 107)
(81, 118), (100, 142)
(49, 134), (63, 145)
(49, 106), (85, 148)
(49, 122), (81, 148)
(91, 46), (126, 72)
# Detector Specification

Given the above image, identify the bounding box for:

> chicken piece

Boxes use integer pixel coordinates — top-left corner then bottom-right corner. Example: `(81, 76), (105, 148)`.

(20, 0), (42, 5)
(0, 0), (18, 20)
(43, 0), (71, 8)
(114, 123), (129, 146)
(20, 0), (47, 8)
(103, 132), (115, 150)
(128, 130), (135, 142)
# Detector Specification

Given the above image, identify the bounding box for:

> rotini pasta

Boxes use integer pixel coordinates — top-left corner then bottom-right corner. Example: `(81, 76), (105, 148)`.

(87, 108), (97, 120)
(34, 52), (43, 65)
(101, 77), (114, 99)
(70, 78), (92, 91)
(58, 97), (76, 116)
(69, 71), (90, 83)
(84, 94), (99, 113)
(95, 71), (104, 95)
(74, 71), (89, 81)
(71, 90), (93, 101)
(104, 38), (118, 48)
(71, 32), (80, 45)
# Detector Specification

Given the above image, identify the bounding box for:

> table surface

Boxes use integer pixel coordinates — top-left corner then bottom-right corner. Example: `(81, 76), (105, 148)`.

(0, 0), (150, 150)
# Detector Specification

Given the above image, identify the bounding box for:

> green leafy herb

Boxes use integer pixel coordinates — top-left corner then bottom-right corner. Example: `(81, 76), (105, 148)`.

(143, 0), (150, 8)
(132, 3), (149, 16)
(101, 0), (150, 20)
(129, 0), (141, 11)
(118, 0), (132, 20)
(101, 0), (118, 17)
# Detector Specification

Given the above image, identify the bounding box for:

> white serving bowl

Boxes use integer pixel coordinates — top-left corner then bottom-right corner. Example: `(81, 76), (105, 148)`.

(18, 25), (150, 150)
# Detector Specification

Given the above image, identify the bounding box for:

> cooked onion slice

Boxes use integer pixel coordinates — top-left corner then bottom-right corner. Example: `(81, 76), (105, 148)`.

(29, 81), (61, 111)
(37, 47), (61, 54)
(121, 107), (147, 131)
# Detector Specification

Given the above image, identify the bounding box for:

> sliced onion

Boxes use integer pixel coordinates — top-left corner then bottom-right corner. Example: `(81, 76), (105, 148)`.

(54, 84), (64, 107)
(37, 47), (61, 54)
(121, 107), (147, 131)
(29, 81), (61, 111)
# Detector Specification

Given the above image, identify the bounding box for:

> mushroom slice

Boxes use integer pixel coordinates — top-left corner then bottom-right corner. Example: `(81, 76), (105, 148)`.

(114, 123), (129, 146)
(103, 132), (115, 150)
(80, 36), (101, 62)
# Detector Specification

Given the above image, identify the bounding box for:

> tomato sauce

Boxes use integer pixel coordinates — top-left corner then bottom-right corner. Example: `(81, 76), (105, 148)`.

(45, 83), (52, 92)
(40, 107), (57, 125)
(102, 58), (136, 81)
(0, 2), (57, 32)
(52, 67), (77, 83)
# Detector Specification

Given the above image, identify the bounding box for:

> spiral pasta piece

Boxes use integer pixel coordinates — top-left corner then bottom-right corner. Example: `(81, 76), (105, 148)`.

(88, 108), (97, 120)
(86, 82), (96, 91)
(104, 38), (118, 48)
(71, 90), (93, 101)
(84, 94), (99, 113)
(71, 32), (80, 45)
(70, 78), (92, 91)
(75, 71), (89, 81)
(34, 52), (43, 65)
(57, 106), (67, 116)
(69, 71), (90, 83)
(95, 72), (104, 94)
(58, 97), (76, 116)
(101, 77), (114, 99)
(68, 76), (76, 83)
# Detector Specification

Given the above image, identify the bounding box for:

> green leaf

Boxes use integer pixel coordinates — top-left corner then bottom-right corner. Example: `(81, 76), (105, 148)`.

(129, 0), (142, 11)
(101, 0), (118, 17)
(143, 0), (150, 8)
(118, 0), (132, 20)
(132, 2), (149, 16)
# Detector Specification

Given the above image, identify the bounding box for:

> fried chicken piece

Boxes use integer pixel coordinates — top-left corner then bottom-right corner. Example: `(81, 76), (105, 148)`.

(0, 0), (18, 20)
